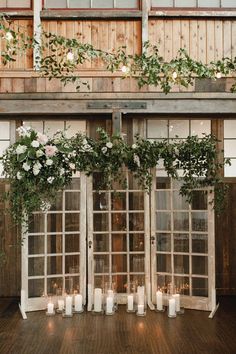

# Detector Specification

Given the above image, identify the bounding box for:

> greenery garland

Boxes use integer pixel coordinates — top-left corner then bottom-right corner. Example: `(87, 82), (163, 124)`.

(0, 126), (229, 228)
(1, 15), (236, 93)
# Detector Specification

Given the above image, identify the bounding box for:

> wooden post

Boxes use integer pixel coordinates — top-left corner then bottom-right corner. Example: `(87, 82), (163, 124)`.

(142, 0), (150, 51)
(112, 110), (122, 135)
(33, 0), (42, 70)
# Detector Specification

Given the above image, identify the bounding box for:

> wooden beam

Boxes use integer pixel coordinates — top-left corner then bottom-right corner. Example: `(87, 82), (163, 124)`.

(142, 0), (150, 50)
(149, 10), (236, 19)
(41, 10), (142, 19)
(112, 110), (122, 134)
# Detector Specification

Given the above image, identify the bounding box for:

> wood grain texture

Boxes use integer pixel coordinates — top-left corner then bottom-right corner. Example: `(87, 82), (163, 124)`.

(1, 297), (236, 354)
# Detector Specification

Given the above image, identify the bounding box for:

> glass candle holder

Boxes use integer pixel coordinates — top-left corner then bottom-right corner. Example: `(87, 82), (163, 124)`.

(73, 291), (84, 314)
(155, 287), (165, 312)
(126, 281), (136, 313)
(168, 297), (177, 318)
(173, 288), (184, 315)
(92, 288), (104, 315)
(105, 291), (115, 316)
(46, 296), (55, 316)
(136, 285), (146, 317)
(62, 294), (73, 318)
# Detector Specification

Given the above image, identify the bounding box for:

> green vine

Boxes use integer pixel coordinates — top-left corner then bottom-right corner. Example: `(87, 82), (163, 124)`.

(0, 126), (230, 228)
(1, 15), (236, 93)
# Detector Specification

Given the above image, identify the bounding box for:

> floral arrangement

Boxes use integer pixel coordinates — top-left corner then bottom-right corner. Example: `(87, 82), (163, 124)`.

(0, 126), (229, 228)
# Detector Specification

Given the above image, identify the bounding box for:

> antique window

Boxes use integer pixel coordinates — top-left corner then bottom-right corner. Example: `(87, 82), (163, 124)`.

(224, 120), (236, 177)
(43, 0), (139, 9)
(0, 0), (31, 8)
(151, 0), (236, 8)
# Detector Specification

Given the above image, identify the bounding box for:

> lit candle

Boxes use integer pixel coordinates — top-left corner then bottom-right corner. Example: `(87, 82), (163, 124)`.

(65, 295), (72, 316)
(156, 290), (163, 311)
(94, 288), (102, 312)
(107, 289), (114, 298)
(137, 286), (145, 305)
(106, 296), (114, 314)
(58, 299), (64, 311)
(74, 294), (83, 312)
(168, 298), (176, 317)
(137, 304), (144, 315)
(47, 302), (54, 314)
(173, 294), (180, 312)
(127, 294), (134, 311)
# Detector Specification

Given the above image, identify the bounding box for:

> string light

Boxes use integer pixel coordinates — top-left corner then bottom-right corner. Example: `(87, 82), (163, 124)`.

(172, 71), (178, 79)
(121, 65), (130, 74)
(5, 31), (13, 41)
(66, 51), (74, 62)
(215, 72), (222, 79)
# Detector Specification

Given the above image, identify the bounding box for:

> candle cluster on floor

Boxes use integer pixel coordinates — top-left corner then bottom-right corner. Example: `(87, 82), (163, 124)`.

(46, 291), (84, 317)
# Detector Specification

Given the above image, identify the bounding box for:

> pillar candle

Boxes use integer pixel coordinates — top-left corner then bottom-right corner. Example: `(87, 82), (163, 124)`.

(94, 288), (102, 312)
(168, 298), (176, 317)
(47, 302), (54, 314)
(156, 290), (163, 311)
(137, 286), (145, 305)
(74, 294), (83, 312)
(58, 299), (64, 311)
(127, 294), (134, 311)
(107, 289), (114, 298)
(106, 296), (113, 314)
(65, 295), (72, 316)
(137, 304), (144, 315)
(173, 294), (180, 312)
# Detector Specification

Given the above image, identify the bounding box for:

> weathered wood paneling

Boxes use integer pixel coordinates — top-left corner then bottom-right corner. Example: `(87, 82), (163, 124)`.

(149, 19), (236, 62)
(0, 19), (33, 70)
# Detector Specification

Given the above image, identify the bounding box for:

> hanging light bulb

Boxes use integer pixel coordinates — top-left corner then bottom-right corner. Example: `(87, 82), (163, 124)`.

(66, 51), (74, 62)
(5, 31), (13, 41)
(172, 71), (178, 80)
(215, 71), (222, 79)
(121, 65), (130, 74)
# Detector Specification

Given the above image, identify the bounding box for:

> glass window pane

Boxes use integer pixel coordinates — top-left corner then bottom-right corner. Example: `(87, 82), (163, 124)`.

(47, 256), (62, 275)
(174, 233), (189, 252)
(156, 212), (171, 231)
(156, 191), (171, 210)
(94, 213), (109, 231)
(45, 0), (67, 8)
(93, 192), (109, 211)
(47, 277), (63, 295)
(50, 192), (63, 210)
(156, 274), (172, 292)
(0, 122), (10, 139)
(129, 233), (144, 252)
(191, 191), (207, 210)
(225, 159), (236, 177)
(174, 255), (189, 274)
(224, 120), (236, 138)
(173, 212), (189, 231)
(152, 0), (173, 6)
(69, 0), (90, 8)
(47, 234), (62, 254)
(224, 140), (236, 157)
(94, 255), (109, 273)
(173, 192), (189, 210)
(117, 0), (138, 7)
(65, 276), (79, 293)
(156, 177), (171, 189)
(192, 278), (208, 297)
(94, 234), (109, 252)
(198, 0), (220, 6)
(28, 257), (44, 276)
(156, 233), (171, 252)
(191, 120), (211, 137)
(92, 0), (113, 8)
(28, 235), (44, 255)
(112, 254), (127, 272)
(7, 0), (31, 7)
(175, 0), (196, 6)
(65, 213), (79, 232)
(112, 234), (126, 252)
(192, 256), (208, 275)
(130, 255), (144, 272)
(112, 192), (126, 210)
(115, 274), (127, 293)
(147, 120), (168, 139)
(192, 234), (208, 253)
(169, 120), (189, 139)
(65, 255), (80, 274)
(67, 178), (80, 190)
(28, 214), (45, 234)
(65, 192), (80, 210)
(65, 234), (80, 253)
(0, 1), (7, 7)
(129, 213), (144, 231)
(47, 214), (63, 233)
(129, 192), (144, 210)
(174, 276), (190, 295)
(28, 279), (44, 298)
(221, 0), (236, 6)
(157, 254), (171, 273)
(192, 212), (208, 232)
(112, 213), (126, 231)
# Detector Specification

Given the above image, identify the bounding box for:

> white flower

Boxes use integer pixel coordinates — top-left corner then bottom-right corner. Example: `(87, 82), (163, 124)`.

(46, 159), (53, 166)
(67, 52), (74, 61)
(16, 145), (27, 155)
(34, 162), (42, 169)
(102, 147), (107, 154)
(84, 144), (92, 151)
(60, 168), (65, 175)
(134, 154), (140, 167)
(17, 172), (22, 180)
(16, 126), (31, 137)
(69, 163), (76, 170)
(40, 201), (51, 212)
(22, 162), (31, 171)
(132, 144), (137, 149)
(37, 132), (48, 145)
(36, 150), (44, 158)
(47, 176), (55, 184)
(106, 142), (113, 149)
(33, 167), (40, 176)
(5, 31), (13, 41)
(82, 138), (88, 145)
(31, 140), (40, 148)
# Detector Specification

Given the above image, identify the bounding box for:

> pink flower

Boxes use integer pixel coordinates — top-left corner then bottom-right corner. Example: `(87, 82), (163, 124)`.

(37, 132), (48, 145)
(45, 145), (57, 157)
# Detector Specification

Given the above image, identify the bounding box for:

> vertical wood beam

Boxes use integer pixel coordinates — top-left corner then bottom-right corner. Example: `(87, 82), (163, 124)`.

(112, 110), (122, 134)
(33, 0), (42, 70)
(142, 0), (150, 52)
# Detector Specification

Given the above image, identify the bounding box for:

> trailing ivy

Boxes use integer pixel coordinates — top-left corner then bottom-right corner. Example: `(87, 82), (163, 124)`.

(1, 15), (236, 93)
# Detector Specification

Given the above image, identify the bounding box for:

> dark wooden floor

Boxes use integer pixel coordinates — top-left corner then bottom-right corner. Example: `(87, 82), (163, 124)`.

(0, 297), (236, 354)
